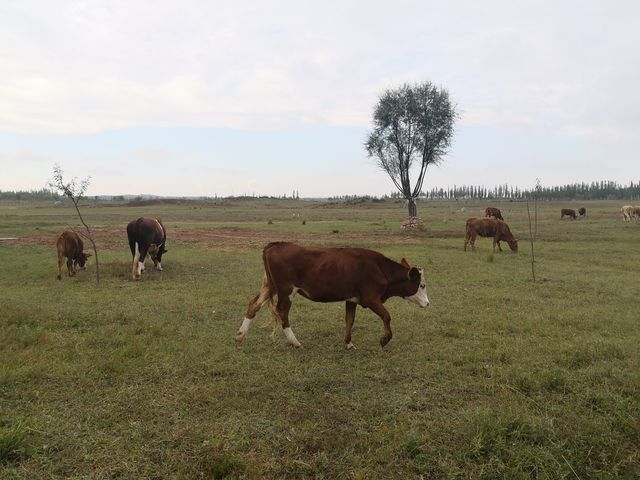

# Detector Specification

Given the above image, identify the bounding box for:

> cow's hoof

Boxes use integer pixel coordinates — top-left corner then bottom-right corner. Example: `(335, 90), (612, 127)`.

(379, 336), (391, 347)
(346, 342), (357, 350)
(235, 333), (244, 344)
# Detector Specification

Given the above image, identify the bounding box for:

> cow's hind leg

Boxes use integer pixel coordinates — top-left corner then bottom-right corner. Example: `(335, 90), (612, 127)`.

(67, 258), (75, 277)
(236, 275), (271, 344)
(344, 301), (357, 350)
(57, 254), (65, 280)
(276, 294), (301, 348)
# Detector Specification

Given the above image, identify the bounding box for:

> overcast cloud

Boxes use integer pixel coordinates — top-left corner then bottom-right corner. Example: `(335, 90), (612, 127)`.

(1, 0), (639, 195)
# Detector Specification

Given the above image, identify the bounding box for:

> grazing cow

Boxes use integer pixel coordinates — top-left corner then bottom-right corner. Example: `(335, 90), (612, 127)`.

(235, 242), (430, 349)
(561, 208), (577, 220)
(126, 217), (167, 280)
(578, 207), (586, 217)
(56, 230), (92, 280)
(464, 217), (518, 252)
(485, 207), (504, 220)
(621, 205), (633, 222)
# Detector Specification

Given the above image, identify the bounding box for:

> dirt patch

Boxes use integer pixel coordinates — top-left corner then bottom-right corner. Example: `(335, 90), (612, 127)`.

(125, 199), (198, 207)
(4, 226), (460, 251)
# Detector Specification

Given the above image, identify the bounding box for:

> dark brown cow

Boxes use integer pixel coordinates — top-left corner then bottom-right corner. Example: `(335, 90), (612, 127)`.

(561, 208), (576, 219)
(464, 217), (518, 252)
(56, 230), (92, 280)
(578, 207), (586, 217)
(485, 207), (504, 220)
(235, 242), (430, 349)
(126, 217), (167, 280)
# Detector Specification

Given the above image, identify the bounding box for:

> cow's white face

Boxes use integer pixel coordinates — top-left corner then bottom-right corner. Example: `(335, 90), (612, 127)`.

(404, 269), (430, 308)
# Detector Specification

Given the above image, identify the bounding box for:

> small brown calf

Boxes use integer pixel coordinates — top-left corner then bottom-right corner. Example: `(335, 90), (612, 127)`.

(56, 231), (92, 280)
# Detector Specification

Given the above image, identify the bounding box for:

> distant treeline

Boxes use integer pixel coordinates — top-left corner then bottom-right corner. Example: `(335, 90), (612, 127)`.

(0, 188), (60, 201)
(3, 180), (640, 201)
(420, 181), (640, 201)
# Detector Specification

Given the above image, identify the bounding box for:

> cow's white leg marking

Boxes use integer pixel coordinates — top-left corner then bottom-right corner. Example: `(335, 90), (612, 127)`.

(346, 342), (357, 350)
(138, 261), (145, 276)
(289, 287), (299, 300)
(235, 317), (254, 344)
(132, 242), (141, 279)
(156, 261), (163, 271)
(283, 327), (302, 348)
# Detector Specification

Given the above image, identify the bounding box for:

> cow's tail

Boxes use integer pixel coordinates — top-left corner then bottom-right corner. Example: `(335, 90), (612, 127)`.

(261, 243), (281, 335)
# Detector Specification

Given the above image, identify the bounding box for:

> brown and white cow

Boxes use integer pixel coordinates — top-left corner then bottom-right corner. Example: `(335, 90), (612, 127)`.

(621, 205), (633, 222)
(126, 217), (167, 280)
(561, 208), (577, 220)
(485, 207), (504, 220)
(464, 217), (518, 252)
(235, 242), (430, 349)
(56, 230), (92, 280)
(578, 207), (586, 217)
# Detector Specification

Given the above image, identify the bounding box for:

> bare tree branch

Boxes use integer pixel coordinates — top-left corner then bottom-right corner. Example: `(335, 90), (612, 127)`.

(49, 164), (100, 284)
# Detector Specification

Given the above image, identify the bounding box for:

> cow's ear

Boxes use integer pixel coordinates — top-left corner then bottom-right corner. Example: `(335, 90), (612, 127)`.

(408, 267), (420, 280)
(400, 258), (410, 268)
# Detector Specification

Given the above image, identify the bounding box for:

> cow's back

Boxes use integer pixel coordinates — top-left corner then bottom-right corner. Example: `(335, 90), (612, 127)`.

(263, 242), (387, 301)
(57, 230), (83, 258)
(467, 217), (498, 237)
(127, 217), (165, 244)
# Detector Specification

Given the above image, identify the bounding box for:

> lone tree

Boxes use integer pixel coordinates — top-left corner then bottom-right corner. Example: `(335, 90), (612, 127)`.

(365, 81), (458, 217)
(50, 165), (100, 283)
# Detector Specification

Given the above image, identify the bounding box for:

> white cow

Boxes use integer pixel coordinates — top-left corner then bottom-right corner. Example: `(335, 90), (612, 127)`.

(621, 205), (633, 222)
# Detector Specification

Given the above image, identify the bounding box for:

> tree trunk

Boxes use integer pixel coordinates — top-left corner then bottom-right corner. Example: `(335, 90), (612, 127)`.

(407, 198), (417, 217)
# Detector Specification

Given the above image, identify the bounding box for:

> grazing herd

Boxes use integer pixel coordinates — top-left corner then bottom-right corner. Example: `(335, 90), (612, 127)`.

(53, 204), (637, 348)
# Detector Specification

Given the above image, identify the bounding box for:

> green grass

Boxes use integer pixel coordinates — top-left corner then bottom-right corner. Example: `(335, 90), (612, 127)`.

(0, 198), (639, 478)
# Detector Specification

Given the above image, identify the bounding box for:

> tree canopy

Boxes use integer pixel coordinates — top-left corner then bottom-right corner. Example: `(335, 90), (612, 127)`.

(365, 81), (457, 216)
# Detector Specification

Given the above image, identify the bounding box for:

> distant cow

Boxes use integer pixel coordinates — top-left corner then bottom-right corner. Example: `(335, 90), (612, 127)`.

(621, 205), (633, 222)
(235, 242), (430, 349)
(56, 231), (92, 280)
(578, 207), (586, 217)
(633, 207), (640, 220)
(126, 217), (167, 280)
(561, 208), (577, 220)
(464, 217), (518, 252)
(485, 207), (504, 220)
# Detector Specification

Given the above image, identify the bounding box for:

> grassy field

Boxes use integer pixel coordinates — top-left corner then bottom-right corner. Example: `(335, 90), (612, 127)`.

(1, 198), (638, 479)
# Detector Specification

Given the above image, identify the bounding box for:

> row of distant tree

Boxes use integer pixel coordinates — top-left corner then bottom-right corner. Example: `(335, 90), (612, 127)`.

(417, 181), (640, 201)
(2, 180), (640, 202)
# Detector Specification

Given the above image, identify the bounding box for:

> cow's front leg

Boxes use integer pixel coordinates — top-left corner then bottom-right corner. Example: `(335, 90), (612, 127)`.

(367, 301), (392, 347)
(277, 295), (301, 348)
(344, 301), (357, 350)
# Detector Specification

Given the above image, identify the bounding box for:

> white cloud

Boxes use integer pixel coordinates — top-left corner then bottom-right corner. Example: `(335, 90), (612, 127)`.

(0, 0), (639, 143)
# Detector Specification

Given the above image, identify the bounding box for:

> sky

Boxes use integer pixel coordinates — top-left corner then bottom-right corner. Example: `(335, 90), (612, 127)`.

(1, 0), (639, 197)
